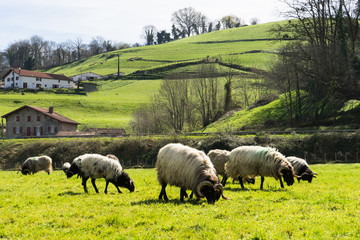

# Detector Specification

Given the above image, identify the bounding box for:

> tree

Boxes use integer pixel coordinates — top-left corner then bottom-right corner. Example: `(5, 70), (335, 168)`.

(143, 25), (157, 45)
(191, 64), (223, 128)
(171, 7), (205, 37)
(89, 36), (105, 55)
(220, 15), (242, 29)
(71, 37), (85, 61)
(156, 30), (171, 44)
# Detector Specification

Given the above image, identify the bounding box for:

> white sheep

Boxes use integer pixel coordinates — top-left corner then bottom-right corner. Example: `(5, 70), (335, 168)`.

(286, 156), (317, 183)
(62, 162), (71, 173)
(66, 153), (135, 194)
(156, 143), (226, 204)
(226, 146), (297, 189)
(21, 155), (52, 175)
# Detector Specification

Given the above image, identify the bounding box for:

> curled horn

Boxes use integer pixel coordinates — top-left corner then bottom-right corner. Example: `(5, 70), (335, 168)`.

(216, 184), (230, 200)
(197, 181), (213, 197)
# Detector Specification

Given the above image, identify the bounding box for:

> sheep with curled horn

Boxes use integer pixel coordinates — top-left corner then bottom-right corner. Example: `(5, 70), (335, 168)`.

(20, 155), (53, 175)
(286, 156), (317, 183)
(226, 146), (298, 190)
(66, 153), (134, 194)
(156, 143), (227, 204)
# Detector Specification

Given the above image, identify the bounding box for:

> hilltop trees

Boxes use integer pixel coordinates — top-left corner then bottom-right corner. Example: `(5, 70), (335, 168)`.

(268, 0), (360, 125)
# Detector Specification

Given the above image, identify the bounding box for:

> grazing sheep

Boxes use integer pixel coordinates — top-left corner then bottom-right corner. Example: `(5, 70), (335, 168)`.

(66, 153), (135, 194)
(156, 143), (226, 204)
(286, 156), (317, 183)
(106, 154), (119, 162)
(207, 149), (230, 186)
(226, 146), (297, 190)
(21, 155), (52, 175)
(62, 162), (71, 173)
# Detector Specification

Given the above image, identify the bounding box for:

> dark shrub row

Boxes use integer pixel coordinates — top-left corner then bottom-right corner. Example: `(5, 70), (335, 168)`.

(1, 131), (360, 170)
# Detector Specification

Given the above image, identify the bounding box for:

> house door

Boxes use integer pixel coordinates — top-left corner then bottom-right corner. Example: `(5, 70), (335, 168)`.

(35, 127), (41, 137)
(23, 82), (28, 88)
(26, 127), (31, 136)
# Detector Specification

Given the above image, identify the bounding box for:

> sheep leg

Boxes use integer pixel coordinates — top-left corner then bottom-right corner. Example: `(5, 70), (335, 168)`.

(180, 187), (187, 201)
(82, 177), (89, 193)
(221, 176), (228, 186)
(189, 191), (194, 199)
(238, 176), (245, 189)
(260, 176), (265, 190)
(279, 178), (284, 188)
(112, 183), (122, 194)
(159, 182), (168, 201)
(91, 178), (99, 193)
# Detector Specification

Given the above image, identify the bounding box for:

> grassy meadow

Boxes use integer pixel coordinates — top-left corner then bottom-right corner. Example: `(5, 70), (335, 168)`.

(1, 164), (359, 239)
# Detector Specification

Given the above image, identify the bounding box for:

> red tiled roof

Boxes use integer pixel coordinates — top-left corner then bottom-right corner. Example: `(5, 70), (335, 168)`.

(1, 105), (80, 125)
(6, 68), (73, 81)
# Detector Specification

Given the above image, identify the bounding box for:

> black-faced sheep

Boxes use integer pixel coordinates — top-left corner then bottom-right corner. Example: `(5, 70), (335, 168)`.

(66, 153), (135, 194)
(156, 143), (226, 204)
(286, 156), (317, 183)
(21, 155), (52, 175)
(62, 162), (71, 173)
(226, 146), (297, 190)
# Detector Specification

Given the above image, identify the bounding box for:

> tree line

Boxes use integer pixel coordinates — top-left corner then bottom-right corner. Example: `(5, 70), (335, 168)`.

(266, 0), (360, 127)
(142, 7), (258, 45)
(0, 36), (138, 71)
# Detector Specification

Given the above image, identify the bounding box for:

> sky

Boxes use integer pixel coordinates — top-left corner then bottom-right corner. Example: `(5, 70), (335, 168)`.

(0, 0), (289, 50)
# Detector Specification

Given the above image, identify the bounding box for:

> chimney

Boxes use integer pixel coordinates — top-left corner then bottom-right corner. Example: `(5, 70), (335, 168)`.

(49, 106), (54, 114)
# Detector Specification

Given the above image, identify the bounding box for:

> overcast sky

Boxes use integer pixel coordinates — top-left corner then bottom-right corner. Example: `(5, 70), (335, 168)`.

(1, 0), (288, 50)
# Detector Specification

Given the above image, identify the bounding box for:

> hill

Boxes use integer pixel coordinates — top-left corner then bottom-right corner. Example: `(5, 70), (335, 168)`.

(1, 22), (289, 133)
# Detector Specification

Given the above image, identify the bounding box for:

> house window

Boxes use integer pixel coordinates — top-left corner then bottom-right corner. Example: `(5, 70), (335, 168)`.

(7, 78), (10, 82)
(48, 126), (57, 134)
(58, 80), (60, 83)
(16, 115), (20, 121)
(52, 84), (59, 88)
(16, 76), (19, 80)
(36, 116), (41, 122)
(13, 127), (22, 134)
(27, 116), (31, 122)
(68, 81), (71, 84)
(36, 84), (41, 88)
(36, 77), (42, 81)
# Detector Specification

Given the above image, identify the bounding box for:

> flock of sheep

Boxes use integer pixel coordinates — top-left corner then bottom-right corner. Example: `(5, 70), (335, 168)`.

(19, 143), (317, 204)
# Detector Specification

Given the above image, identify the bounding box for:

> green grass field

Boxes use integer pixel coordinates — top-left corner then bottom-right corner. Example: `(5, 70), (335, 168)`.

(1, 164), (359, 239)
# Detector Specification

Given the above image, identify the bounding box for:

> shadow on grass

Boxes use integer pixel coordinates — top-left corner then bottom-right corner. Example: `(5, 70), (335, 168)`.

(58, 191), (83, 196)
(131, 198), (204, 206)
(224, 186), (288, 193)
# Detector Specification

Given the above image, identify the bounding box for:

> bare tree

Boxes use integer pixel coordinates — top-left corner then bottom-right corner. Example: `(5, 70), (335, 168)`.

(143, 25), (157, 45)
(71, 37), (85, 61)
(171, 7), (204, 37)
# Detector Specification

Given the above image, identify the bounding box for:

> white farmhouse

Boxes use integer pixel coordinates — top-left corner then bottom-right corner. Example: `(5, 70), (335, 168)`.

(2, 68), (74, 89)
(70, 72), (104, 82)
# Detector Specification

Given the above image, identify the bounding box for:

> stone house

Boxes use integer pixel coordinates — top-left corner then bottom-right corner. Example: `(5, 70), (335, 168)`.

(1, 105), (80, 138)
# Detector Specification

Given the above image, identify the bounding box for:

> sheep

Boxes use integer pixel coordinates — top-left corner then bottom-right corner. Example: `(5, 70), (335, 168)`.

(66, 153), (135, 194)
(286, 156), (318, 183)
(156, 143), (226, 204)
(21, 155), (52, 175)
(207, 149), (256, 186)
(225, 146), (297, 190)
(62, 162), (71, 173)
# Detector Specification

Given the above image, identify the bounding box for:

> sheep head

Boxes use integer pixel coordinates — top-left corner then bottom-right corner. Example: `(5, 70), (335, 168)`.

(117, 171), (135, 192)
(197, 181), (224, 204)
(21, 168), (30, 175)
(299, 172), (317, 183)
(279, 166), (296, 186)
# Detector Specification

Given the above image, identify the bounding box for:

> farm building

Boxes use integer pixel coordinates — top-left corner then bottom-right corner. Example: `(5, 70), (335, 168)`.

(1, 105), (80, 139)
(2, 68), (74, 89)
(70, 72), (104, 82)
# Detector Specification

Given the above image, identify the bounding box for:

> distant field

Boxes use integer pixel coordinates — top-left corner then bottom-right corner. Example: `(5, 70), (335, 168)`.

(0, 164), (359, 239)
(0, 80), (162, 131)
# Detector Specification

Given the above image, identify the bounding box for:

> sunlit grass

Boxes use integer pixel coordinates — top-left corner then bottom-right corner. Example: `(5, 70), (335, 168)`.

(0, 163), (359, 239)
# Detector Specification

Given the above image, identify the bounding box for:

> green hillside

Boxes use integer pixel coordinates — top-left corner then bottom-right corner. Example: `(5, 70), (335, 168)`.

(48, 21), (285, 77)
(1, 21), (289, 133)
